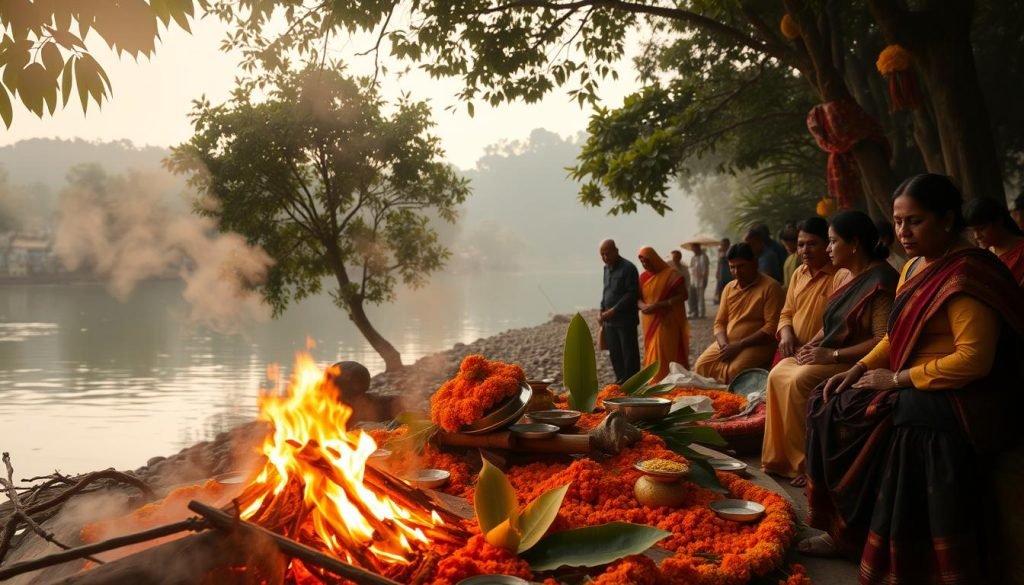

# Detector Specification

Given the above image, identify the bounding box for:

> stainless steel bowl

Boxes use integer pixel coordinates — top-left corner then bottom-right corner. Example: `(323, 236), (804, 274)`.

(602, 397), (672, 421)
(709, 499), (765, 522)
(405, 469), (450, 489)
(509, 423), (559, 440)
(524, 408), (581, 429)
(462, 383), (533, 434)
(708, 458), (748, 473)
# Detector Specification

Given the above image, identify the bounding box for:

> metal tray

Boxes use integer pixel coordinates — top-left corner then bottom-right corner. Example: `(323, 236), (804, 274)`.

(462, 383), (533, 434)
(709, 498), (765, 522)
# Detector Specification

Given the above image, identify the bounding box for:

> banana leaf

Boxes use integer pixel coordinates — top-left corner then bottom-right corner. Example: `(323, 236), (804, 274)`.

(619, 361), (658, 396)
(521, 522), (670, 571)
(563, 313), (599, 413)
(517, 483), (570, 552)
(475, 459), (519, 534)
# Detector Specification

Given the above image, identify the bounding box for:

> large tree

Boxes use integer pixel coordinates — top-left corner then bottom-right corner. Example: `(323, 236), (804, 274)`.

(168, 68), (469, 371)
(0, 0), (195, 127)
(200, 0), (1016, 215)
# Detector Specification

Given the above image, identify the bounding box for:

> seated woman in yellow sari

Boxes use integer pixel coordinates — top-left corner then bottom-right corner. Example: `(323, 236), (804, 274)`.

(762, 212), (896, 486)
(801, 175), (1024, 585)
(637, 246), (690, 381)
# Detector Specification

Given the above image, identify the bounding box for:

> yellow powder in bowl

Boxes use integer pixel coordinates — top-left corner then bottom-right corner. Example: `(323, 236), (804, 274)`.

(638, 459), (687, 473)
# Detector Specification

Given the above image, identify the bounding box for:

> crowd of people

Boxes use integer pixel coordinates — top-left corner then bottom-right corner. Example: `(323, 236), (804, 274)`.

(598, 173), (1024, 584)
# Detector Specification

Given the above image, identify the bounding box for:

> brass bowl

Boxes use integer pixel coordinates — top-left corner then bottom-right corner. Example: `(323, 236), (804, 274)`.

(633, 460), (689, 483)
(603, 397), (672, 421)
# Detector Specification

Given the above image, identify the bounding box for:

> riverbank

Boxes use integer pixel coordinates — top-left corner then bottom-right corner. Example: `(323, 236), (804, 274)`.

(367, 308), (717, 411)
(126, 307), (717, 487)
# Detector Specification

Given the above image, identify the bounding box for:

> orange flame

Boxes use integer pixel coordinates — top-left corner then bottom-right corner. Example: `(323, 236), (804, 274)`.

(237, 352), (441, 569)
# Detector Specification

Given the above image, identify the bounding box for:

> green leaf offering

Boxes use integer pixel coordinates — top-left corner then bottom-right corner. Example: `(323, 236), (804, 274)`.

(475, 459), (519, 535)
(475, 459), (570, 552)
(619, 361), (658, 396)
(563, 313), (599, 413)
(522, 522), (670, 571)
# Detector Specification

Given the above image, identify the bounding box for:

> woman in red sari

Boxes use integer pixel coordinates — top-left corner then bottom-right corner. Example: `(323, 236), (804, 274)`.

(801, 174), (1024, 584)
(964, 196), (1024, 285)
(637, 246), (690, 381)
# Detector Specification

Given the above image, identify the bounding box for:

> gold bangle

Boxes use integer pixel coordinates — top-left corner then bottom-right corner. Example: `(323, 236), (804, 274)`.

(892, 370), (900, 387)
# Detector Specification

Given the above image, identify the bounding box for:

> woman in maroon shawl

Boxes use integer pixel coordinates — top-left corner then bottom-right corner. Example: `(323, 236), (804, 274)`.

(964, 196), (1024, 285)
(801, 174), (1024, 584)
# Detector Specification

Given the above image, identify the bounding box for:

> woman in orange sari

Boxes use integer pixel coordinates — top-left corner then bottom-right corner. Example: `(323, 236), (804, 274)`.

(637, 247), (690, 381)
(964, 196), (1024, 285)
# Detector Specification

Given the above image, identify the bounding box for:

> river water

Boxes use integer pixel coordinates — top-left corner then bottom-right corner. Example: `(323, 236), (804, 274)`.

(0, 272), (597, 481)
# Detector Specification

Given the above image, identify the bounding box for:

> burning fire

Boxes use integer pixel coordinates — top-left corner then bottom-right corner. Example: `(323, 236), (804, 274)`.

(235, 351), (463, 580)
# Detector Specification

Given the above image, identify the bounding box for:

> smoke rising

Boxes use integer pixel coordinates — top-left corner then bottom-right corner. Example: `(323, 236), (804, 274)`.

(53, 170), (274, 333)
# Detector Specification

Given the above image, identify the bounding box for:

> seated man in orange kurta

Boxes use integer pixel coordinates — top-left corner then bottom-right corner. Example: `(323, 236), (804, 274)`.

(694, 243), (784, 383)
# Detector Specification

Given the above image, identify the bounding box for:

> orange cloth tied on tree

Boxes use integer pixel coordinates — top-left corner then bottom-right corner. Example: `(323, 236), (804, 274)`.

(806, 100), (890, 208)
(876, 44), (920, 112)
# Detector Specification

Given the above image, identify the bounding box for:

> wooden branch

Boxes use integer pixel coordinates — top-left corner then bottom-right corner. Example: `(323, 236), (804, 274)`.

(44, 528), (282, 585)
(189, 500), (402, 585)
(0, 518), (205, 582)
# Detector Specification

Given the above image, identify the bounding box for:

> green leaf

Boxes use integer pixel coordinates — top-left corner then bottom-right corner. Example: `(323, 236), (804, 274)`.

(619, 361), (658, 396)
(683, 458), (728, 494)
(674, 425), (728, 447)
(474, 458), (518, 534)
(485, 517), (521, 551)
(41, 42), (63, 78)
(60, 58), (74, 106)
(522, 522), (670, 571)
(637, 383), (674, 397)
(563, 313), (598, 413)
(517, 482), (569, 553)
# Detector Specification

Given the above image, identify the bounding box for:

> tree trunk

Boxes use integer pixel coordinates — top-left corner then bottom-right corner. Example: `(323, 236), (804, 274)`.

(346, 297), (403, 372)
(915, 34), (1004, 200)
(867, 0), (1004, 202)
(324, 246), (404, 372)
(785, 0), (899, 214)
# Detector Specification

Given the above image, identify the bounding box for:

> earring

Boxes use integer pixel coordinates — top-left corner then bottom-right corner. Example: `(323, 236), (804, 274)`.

(853, 248), (857, 254)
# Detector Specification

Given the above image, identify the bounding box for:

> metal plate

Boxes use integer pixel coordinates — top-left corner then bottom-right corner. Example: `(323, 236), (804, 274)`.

(524, 409), (581, 429)
(709, 498), (765, 522)
(708, 459), (748, 473)
(509, 423), (559, 439)
(727, 368), (769, 395)
(462, 384), (533, 434)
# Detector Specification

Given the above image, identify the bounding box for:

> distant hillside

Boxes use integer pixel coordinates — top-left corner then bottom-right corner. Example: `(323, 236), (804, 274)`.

(460, 128), (702, 270)
(0, 133), (707, 271)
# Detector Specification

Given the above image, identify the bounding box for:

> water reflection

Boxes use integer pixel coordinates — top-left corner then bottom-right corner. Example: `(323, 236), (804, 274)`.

(0, 271), (594, 480)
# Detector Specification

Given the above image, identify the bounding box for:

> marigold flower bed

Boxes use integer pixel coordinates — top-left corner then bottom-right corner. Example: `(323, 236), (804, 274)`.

(369, 421), (797, 584)
(430, 355), (525, 432)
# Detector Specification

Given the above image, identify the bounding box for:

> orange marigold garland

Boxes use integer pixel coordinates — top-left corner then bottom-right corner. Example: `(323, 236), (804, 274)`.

(875, 44), (919, 112)
(430, 355), (525, 432)
(780, 14), (800, 41)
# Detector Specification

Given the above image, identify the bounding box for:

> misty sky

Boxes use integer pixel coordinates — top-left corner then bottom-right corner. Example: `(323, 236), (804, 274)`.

(0, 15), (637, 170)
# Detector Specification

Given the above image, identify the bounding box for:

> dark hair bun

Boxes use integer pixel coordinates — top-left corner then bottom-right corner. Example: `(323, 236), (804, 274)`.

(893, 174), (966, 232)
(871, 240), (891, 261)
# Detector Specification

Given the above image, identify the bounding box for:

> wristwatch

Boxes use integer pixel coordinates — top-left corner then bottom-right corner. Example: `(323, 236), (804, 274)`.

(832, 349), (839, 363)
(891, 370), (900, 387)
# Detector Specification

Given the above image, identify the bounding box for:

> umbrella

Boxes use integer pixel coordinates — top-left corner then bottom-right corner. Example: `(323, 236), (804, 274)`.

(680, 235), (720, 251)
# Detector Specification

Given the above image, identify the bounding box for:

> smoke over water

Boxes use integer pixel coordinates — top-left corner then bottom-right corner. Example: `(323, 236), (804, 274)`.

(53, 171), (274, 333)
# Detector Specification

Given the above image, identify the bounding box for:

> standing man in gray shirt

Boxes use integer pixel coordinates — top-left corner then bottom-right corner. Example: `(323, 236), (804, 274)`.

(598, 239), (641, 383)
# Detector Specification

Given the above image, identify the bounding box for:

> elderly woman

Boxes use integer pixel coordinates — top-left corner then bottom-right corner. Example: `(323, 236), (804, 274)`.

(637, 246), (690, 381)
(761, 212), (896, 486)
(964, 196), (1024, 285)
(800, 175), (1024, 585)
